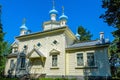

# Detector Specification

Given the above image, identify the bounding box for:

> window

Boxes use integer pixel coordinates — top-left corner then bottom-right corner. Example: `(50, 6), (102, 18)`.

(24, 45), (27, 49)
(21, 57), (26, 68)
(52, 55), (57, 67)
(87, 53), (95, 66)
(37, 43), (41, 47)
(53, 40), (58, 44)
(14, 48), (18, 52)
(77, 53), (84, 66)
(10, 60), (14, 70)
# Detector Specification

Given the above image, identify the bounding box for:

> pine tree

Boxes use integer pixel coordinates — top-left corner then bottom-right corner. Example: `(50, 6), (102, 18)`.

(0, 5), (8, 77)
(77, 26), (93, 41)
(100, 0), (120, 77)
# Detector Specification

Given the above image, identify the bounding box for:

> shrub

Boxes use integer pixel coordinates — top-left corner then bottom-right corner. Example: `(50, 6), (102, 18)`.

(39, 78), (76, 80)
(39, 78), (54, 80)
(117, 70), (120, 78)
(0, 78), (17, 80)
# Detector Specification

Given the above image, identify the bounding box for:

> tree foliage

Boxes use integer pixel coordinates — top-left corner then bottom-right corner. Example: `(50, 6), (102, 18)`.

(100, 0), (120, 28)
(100, 0), (120, 77)
(0, 5), (11, 77)
(77, 26), (93, 41)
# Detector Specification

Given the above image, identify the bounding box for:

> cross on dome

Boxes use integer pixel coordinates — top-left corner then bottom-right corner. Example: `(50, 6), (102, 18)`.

(62, 6), (64, 15)
(49, 0), (58, 15)
(59, 6), (68, 20)
(52, 0), (55, 9)
(20, 18), (28, 30)
(22, 18), (26, 25)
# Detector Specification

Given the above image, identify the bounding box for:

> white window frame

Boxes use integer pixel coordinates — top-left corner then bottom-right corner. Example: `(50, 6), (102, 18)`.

(52, 55), (58, 67)
(20, 57), (26, 69)
(76, 53), (84, 66)
(86, 52), (95, 67)
(10, 59), (14, 70)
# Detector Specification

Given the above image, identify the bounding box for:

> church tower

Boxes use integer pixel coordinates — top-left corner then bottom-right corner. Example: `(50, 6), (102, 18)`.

(20, 18), (28, 35)
(43, 0), (60, 31)
(59, 6), (68, 27)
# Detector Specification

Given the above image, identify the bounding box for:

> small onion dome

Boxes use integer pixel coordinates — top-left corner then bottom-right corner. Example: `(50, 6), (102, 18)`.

(49, 9), (58, 15)
(20, 24), (28, 30)
(75, 33), (80, 40)
(105, 38), (110, 43)
(59, 14), (68, 20)
(75, 33), (80, 37)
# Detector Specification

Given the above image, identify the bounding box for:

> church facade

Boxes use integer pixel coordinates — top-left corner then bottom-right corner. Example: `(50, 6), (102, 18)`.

(4, 5), (111, 79)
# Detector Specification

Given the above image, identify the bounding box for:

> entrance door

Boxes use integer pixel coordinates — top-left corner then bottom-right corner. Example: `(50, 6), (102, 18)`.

(30, 58), (43, 74)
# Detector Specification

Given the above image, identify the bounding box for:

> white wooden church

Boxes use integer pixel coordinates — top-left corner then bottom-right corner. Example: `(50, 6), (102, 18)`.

(4, 2), (111, 79)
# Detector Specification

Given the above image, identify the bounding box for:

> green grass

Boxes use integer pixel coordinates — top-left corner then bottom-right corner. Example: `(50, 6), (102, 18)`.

(0, 77), (77, 80)
(0, 78), (17, 80)
(38, 78), (76, 80)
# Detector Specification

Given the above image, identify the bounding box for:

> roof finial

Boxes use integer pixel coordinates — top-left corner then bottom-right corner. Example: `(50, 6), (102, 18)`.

(62, 6), (64, 15)
(22, 18), (26, 25)
(52, 0), (55, 9)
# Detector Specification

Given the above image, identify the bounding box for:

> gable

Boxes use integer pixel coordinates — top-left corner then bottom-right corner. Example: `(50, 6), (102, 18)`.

(30, 51), (40, 58)
(49, 49), (60, 55)
(27, 48), (45, 58)
(12, 41), (18, 48)
(11, 40), (19, 47)
(12, 43), (18, 48)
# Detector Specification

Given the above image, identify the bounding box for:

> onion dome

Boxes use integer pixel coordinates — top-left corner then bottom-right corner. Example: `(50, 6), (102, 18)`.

(49, 0), (58, 15)
(20, 24), (28, 30)
(59, 14), (68, 20)
(20, 18), (28, 30)
(105, 38), (110, 43)
(59, 6), (68, 20)
(75, 33), (80, 37)
(49, 9), (58, 15)
(75, 33), (80, 40)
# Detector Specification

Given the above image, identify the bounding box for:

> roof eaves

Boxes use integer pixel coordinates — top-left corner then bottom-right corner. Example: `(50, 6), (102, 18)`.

(16, 26), (66, 39)
(66, 43), (109, 51)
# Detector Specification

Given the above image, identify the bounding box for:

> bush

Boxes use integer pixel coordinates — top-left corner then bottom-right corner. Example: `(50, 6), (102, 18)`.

(39, 78), (76, 80)
(39, 78), (54, 80)
(112, 77), (120, 80)
(117, 70), (120, 78)
(0, 78), (17, 80)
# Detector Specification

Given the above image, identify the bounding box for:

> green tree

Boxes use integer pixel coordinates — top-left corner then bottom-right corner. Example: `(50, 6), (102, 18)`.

(0, 5), (11, 77)
(100, 0), (120, 77)
(77, 26), (93, 41)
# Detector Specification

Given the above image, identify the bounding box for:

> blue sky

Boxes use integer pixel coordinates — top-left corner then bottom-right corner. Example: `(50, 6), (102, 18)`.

(0, 0), (115, 43)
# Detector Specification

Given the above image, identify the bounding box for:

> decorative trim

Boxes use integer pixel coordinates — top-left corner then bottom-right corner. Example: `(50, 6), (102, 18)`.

(43, 21), (60, 25)
(75, 66), (98, 69)
(49, 49), (60, 55)
(27, 48), (45, 58)
(50, 67), (59, 69)
(19, 68), (26, 70)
